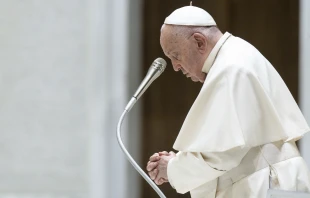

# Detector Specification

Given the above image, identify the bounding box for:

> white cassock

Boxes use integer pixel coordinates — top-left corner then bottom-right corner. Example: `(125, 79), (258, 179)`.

(167, 32), (310, 198)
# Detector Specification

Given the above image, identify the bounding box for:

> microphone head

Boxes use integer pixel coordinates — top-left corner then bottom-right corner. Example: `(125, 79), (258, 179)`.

(152, 58), (167, 74)
(131, 57), (167, 102)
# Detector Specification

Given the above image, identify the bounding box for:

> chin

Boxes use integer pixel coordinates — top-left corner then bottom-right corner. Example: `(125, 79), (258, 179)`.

(190, 77), (200, 82)
(197, 74), (207, 83)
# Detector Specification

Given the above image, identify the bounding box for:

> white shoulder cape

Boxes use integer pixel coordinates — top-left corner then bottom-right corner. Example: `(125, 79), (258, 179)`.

(173, 36), (309, 152)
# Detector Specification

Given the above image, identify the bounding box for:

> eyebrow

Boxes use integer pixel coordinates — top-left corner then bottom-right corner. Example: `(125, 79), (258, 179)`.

(170, 51), (178, 57)
(166, 50), (174, 57)
(165, 48), (178, 58)
(164, 50), (170, 57)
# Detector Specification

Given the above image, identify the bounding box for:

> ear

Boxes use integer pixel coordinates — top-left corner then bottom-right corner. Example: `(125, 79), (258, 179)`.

(193, 33), (207, 53)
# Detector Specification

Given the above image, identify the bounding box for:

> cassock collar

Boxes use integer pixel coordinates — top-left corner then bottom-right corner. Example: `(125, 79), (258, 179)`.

(202, 32), (232, 73)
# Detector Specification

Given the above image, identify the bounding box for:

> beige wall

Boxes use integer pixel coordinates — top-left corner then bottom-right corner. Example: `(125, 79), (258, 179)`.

(0, 0), (142, 197)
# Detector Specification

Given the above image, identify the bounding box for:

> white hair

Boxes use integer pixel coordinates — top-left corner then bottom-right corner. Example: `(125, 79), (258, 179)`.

(161, 24), (220, 41)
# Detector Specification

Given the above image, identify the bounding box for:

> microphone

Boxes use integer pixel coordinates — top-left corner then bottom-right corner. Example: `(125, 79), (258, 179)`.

(117, 57), (167, 198)
(125, 57), (167, 111)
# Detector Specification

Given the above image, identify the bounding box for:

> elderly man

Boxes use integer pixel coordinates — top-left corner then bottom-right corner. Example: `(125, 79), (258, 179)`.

(146, 5), (310, 198)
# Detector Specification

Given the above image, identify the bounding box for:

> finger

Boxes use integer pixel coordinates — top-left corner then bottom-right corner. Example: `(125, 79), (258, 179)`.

(146, 161), (152, 169)
(154, 170), (163, 184)
(155, 177), (165, 185)
(159, 151), (169, 156)
(146, 161), (151, 171)
(169, 151), (176, 156)
(150, 155), (160, 162)
(160, 178), (166, 185)
(149, 153), (158, 160)
(146, 161), (158, 172)
(162, 178), (168, 182)
(149, 169), (158, 180)
(154, 177), (161, 185)
(157, 179), (164, 185)
(147, 160), (154, 167)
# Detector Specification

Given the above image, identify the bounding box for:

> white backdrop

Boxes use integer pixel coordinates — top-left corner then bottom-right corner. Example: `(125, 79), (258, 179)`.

(299, 0), (310, 168)
(0, 0), (142, 197)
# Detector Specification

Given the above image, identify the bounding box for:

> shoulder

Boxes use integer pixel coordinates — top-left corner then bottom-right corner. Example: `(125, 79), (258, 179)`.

(210, 36), (269, 78)
(219, 36), (266, 65)
(209, 61), (256, 80)
(205, 63), (256, 89)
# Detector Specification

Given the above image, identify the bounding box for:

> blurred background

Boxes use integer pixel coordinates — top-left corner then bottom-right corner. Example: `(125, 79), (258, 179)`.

(0, 0), (309, 198)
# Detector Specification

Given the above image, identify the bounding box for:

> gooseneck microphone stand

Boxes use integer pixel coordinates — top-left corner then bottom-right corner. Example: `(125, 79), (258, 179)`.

(117, 108), (166, 198)
(116, 58), (167, 198)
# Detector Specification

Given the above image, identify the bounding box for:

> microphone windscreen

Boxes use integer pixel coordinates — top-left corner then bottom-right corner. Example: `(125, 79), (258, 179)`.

(154, 58), (167, 73)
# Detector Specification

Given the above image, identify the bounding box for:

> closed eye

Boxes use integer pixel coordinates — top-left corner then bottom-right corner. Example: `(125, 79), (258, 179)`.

(172, 55), (180, 61)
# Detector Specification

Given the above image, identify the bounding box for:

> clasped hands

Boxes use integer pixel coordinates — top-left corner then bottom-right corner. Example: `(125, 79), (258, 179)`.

(146, 151), (176, 185)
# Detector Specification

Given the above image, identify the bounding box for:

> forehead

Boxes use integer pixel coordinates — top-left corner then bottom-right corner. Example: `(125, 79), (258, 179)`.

(160, 26), (181, 54)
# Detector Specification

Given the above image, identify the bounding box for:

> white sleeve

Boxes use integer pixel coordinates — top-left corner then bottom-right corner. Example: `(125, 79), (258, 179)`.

(167, 147), (250, 194)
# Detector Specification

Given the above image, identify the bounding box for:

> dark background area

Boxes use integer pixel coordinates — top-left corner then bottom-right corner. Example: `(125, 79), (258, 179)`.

(141, 0), (299, 197)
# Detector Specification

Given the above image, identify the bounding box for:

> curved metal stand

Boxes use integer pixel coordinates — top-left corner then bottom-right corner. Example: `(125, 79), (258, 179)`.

(117, 110), (166, 198)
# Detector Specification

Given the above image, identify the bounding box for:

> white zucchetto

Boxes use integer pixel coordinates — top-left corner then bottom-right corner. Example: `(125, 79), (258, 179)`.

(164, 6), (216, 26)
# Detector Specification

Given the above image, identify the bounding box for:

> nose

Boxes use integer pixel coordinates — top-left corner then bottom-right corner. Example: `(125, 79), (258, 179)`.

(171, 61), (181, 72)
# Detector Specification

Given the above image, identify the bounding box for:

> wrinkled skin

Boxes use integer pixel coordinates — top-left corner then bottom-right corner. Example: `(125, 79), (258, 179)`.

(146, 151), (176, 185)
(159, 25), (209, 83)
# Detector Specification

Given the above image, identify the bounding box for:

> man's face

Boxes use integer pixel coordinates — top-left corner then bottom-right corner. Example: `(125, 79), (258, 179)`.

(160, 26), (206, 83)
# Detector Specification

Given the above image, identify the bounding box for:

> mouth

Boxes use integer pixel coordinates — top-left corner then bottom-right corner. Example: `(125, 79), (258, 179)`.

(180, 69), (191, 78)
